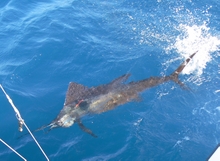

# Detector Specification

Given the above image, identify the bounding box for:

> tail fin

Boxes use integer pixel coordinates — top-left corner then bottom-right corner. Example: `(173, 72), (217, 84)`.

(169, 51), (198, 89)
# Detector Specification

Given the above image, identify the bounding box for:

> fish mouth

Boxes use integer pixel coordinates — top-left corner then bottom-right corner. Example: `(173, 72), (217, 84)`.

(17, 121), (60, 139)
(48, 122), (59, 131)
(35, 121), (59, 133)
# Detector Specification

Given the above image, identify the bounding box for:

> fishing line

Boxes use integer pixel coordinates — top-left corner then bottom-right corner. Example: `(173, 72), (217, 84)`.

(0, 84), (50, 161)
(0, 138), (27, 161)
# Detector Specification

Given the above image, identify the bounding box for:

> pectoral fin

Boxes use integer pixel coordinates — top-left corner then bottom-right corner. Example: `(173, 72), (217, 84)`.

(76, 119), (97, 138)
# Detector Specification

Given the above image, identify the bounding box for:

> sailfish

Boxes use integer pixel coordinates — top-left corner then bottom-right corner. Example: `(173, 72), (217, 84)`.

(36, 52), (198, 137)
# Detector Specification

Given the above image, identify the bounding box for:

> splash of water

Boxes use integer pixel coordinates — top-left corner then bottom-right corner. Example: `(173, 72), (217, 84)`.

(171, 24), (220, 76)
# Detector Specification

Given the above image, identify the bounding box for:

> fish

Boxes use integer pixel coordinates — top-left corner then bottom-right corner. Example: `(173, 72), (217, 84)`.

(37, 51), (198, 137)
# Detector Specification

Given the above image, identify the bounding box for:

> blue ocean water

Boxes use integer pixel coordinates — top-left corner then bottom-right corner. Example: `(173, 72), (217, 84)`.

(0, 0), (220, 160)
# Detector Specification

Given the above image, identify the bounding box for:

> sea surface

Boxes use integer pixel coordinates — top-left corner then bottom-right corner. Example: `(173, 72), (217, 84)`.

(0, 0), (220, 161)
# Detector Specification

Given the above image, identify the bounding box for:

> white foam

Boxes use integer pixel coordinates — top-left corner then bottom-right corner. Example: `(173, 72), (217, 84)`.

(170, 24), (220, 76)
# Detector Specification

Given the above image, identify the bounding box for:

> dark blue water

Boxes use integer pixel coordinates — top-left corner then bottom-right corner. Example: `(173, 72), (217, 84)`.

(0, 0), (220, 160)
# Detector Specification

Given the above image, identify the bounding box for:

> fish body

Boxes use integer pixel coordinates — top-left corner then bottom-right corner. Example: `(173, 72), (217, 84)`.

(40, 52), (197, 137)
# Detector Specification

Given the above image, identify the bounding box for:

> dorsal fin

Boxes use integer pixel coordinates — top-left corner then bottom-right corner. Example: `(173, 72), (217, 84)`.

(109, 74), (131, 87)
(64, 74), (130, 105)
(64, 82), (88, 105)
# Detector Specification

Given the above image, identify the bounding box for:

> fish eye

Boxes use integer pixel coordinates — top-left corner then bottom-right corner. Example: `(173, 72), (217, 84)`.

(79, 101), (88, 110)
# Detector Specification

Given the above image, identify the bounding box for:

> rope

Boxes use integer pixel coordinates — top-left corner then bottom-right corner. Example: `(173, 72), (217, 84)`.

(0, 85), (24, 132)
(0, 138), (27, 161)
(0, 84), (50, 161)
